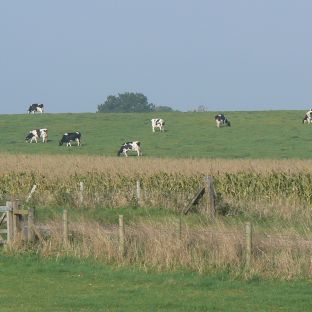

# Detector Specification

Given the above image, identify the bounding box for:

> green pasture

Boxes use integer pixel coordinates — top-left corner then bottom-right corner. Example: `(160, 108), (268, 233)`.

(0, 254), (311, 312)
(0, 110), (310, 158)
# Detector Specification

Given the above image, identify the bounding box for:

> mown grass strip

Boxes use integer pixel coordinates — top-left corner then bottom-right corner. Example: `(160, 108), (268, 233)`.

(0, 254), (312, 312)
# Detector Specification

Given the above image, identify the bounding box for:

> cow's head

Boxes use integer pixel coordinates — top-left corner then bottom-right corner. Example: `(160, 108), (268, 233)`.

(59, 137), (65, 146)
(25, 133), (33, 142)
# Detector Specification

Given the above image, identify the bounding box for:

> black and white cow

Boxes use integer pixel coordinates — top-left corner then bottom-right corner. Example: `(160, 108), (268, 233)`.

(303, 109), (312, 124)
(151, 118), (165, 132)
(59, 132), (81, 146)
(215, 114), (231, 127)
(117, 141), (141, 157)
(28, 103), (44, 114)
(25, 128), (48, 143)
(303, 114), (312, 124)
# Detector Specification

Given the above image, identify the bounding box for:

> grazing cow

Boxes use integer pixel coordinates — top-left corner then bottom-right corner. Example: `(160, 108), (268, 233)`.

(28, 103), (44, 114)
(117, 141), (141, 157)
(25, 128), (48, 143)
(59, 132), (81, 146)
(151, 118), (165, 132)
(215, 114), (231, 127)
(303, 109), (312, 124)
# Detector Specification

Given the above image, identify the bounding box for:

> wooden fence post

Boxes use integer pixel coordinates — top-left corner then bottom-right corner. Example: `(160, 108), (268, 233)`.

(205, 176), (216, 218)
(79, 182), (84, 205)
(6, 201), (13, 243)
(119, 215), (125, 257)
(27, 208), (35, 242)
(63, 209), (68, 245)
(136, 180), (141, 206)
(245, 222), (252, 270)
(12, 199), (22, 239)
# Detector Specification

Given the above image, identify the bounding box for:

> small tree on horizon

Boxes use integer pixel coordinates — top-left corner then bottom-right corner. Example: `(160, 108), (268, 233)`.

(97, 92), (155, 113)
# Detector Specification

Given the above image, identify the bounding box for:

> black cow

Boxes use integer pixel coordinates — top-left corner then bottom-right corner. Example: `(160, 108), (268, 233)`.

(215, 114), (231, 127)
(117, 141), (141, 157)
(28, 103), (44, 114)
(59, 132), (81, 146)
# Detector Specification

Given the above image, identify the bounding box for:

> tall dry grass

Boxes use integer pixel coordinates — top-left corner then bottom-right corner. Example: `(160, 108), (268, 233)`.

(5, 218), (312, 279)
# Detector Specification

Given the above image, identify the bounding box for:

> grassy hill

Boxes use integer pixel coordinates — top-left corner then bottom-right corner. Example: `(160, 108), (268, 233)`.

(0, 110), (310, 158)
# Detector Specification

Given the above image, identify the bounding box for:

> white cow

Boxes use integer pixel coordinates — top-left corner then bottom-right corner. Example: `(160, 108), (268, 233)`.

(151, 118), (165, 132)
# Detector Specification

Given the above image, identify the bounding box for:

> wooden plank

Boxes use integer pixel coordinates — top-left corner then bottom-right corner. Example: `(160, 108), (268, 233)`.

(13, 209), (29, 216)
(0, 213), (6, 226)
(183, 187), (205, 215)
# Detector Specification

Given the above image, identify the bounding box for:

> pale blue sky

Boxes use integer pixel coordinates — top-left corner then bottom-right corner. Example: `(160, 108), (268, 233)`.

(0, 0), (311, 114)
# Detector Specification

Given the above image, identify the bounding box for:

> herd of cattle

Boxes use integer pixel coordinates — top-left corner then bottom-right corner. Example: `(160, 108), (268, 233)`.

(25, 104), (170, 156)
(25, 103), (235, 156)
(26, 104), (312, 155)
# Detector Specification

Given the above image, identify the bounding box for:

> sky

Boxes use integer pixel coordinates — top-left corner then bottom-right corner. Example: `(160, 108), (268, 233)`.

(0, 0), (312, 114)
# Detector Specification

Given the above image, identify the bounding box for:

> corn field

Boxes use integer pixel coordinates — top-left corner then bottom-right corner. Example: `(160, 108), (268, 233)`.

(1, 169), (312, 209)
(3, 154), (312, 278)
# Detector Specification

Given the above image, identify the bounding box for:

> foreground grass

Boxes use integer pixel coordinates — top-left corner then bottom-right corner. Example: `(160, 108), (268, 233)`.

(0, 255), (311, 312)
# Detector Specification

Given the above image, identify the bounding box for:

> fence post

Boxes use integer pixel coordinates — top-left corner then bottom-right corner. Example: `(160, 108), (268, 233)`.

(27, 208), (35, 242)
(245, 222), (252, 270)
(205, 176), (216, 218)
(79, 182), (84, 206)
(63, 209), (68, 245)
(6, 201), (13, 243)
(119, 215), (125, 257)
(12, 199), (21, 239)
(136, 180), (141, 206)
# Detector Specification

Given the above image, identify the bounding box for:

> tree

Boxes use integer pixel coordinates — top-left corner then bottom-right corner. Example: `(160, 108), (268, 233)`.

(155, 105), (175, 112)
(97, 92), (155, 113)
(195, 105), (209, 112)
